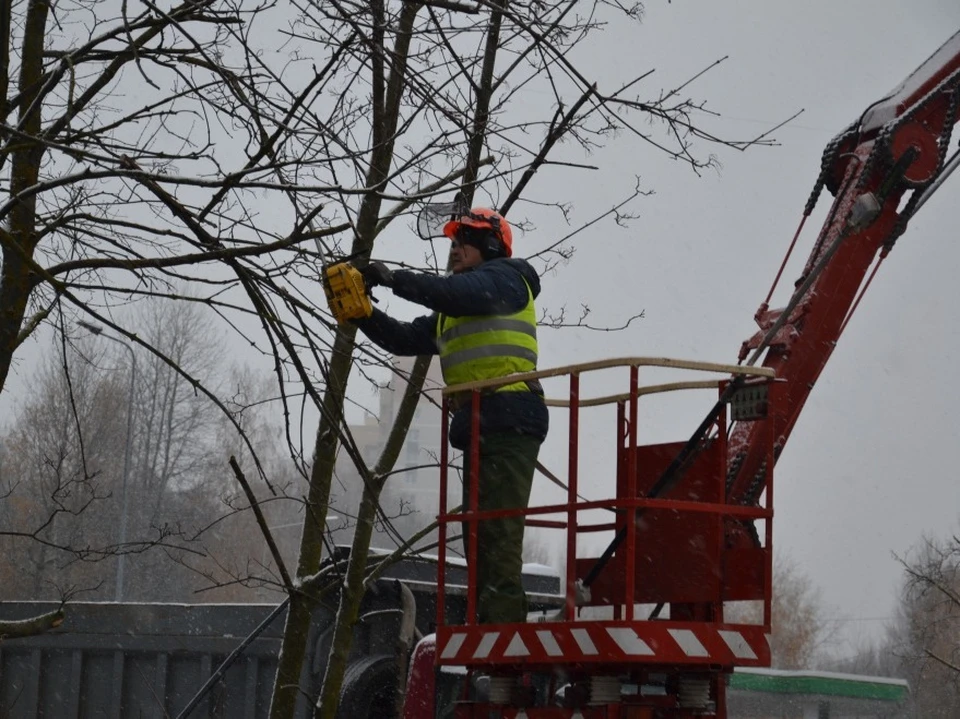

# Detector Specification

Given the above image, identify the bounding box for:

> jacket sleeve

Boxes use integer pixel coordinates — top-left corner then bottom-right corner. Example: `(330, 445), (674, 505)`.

(353, 308), (438, 356)
(389, 262), (528, 317)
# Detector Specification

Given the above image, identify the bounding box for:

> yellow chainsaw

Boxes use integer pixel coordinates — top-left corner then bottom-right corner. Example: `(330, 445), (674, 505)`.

(323, 261), (372, 324)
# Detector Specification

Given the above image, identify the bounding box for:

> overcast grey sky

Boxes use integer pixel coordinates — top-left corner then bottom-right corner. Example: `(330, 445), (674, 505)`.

(356, 0), (960, 656)
(517, 1), (960, 654)
(4, 0), (959, 658)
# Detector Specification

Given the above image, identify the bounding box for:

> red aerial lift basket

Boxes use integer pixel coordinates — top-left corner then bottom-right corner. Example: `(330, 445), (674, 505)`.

(433, 358), (781, 718)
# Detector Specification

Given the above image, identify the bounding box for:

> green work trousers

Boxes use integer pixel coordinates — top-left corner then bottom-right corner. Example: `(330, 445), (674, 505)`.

(461, 431), (541, 624)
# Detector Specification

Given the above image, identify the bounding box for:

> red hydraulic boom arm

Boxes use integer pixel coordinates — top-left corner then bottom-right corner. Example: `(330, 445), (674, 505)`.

(726, 29), (960, 507)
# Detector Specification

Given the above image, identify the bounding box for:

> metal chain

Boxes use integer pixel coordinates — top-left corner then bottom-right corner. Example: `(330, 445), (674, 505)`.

(803, 120), (859, 217)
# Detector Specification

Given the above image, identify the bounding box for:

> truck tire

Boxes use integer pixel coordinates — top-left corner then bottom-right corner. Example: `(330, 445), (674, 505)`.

(336, 654), (398, 719)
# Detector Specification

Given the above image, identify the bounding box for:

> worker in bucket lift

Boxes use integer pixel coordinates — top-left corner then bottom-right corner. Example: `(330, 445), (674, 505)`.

(353, 207), (548, 624)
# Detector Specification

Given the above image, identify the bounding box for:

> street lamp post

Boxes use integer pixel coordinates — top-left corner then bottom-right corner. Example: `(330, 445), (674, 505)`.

(77, 321), (136, 601)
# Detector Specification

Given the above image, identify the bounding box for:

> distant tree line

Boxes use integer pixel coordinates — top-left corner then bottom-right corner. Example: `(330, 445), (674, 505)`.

(0, 300), (306, 605)
(719, 537), (960, 716)
(821, 530), (960, 717)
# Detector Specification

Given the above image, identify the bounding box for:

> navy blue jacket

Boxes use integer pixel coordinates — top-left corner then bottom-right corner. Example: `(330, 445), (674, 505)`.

(354, 258), (549, 450)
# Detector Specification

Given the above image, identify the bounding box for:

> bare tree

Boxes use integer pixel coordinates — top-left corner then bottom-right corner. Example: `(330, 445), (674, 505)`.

(0, 302), (248, 606)
(798, 532), (960, 715)
(0, 0), (777, 712)
(726, 554), (831, 669)
(283, 3), (777, 714)
(0, 344), (122, 599)
(133, 301), (222, 516)
(892, 534), (960, 715)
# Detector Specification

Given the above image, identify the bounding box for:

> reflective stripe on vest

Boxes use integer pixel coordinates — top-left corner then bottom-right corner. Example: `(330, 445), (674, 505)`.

(436, 281), (537, 391)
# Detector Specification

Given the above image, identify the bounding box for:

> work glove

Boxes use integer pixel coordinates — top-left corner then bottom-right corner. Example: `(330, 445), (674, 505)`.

(360, 261), (394, 288)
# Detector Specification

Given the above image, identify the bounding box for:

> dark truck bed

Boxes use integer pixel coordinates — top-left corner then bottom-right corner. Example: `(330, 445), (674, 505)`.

(0, 551), (561, 718)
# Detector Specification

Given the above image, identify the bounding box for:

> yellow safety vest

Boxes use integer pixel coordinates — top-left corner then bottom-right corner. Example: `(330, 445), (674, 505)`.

(436, 281), (538, 393)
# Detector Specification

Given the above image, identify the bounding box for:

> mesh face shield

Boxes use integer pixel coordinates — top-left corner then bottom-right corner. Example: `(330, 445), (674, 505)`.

(416, 192), (469, 240)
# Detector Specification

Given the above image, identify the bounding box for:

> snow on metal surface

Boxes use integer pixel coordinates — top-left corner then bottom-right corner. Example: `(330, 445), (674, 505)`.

(735, 666), (909, 687)
(861, 29), (960, 131)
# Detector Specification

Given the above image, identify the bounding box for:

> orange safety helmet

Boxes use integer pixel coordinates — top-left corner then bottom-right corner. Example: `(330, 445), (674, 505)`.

(442, 207), (513, 257)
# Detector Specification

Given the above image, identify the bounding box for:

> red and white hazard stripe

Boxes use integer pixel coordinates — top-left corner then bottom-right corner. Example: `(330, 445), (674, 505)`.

(436, 621), (770, 667)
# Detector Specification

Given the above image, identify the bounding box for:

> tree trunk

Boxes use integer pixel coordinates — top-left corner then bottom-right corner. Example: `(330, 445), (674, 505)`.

(0, 0), (48, 390)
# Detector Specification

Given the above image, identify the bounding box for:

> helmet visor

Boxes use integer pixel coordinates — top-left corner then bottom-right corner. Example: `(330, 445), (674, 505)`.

(416, 194), (469, 240)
